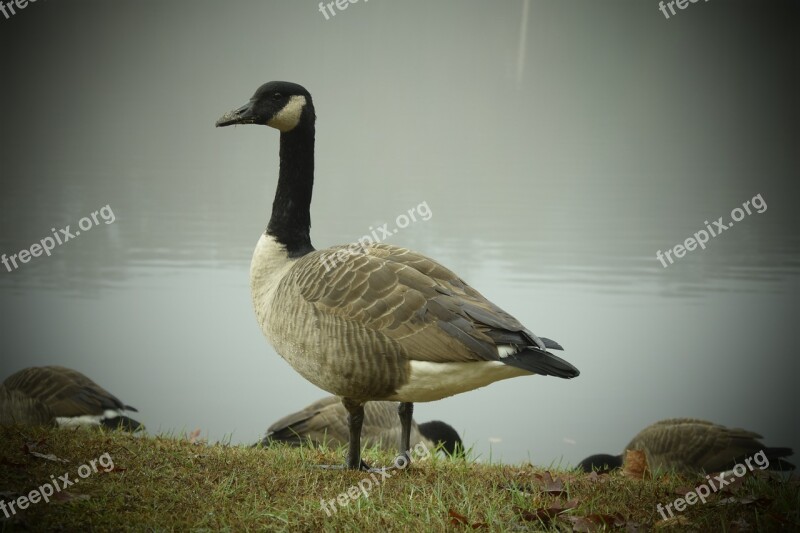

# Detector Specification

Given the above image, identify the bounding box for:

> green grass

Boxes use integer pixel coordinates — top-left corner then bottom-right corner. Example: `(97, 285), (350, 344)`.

(0, 426), (797, 531)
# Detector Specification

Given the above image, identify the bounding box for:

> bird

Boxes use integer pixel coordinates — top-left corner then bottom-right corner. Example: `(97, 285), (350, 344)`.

(577, 418), (795, 474)
(216, 81), (579, 470)
(0, 366), (143, 431)
(258, 395), (463, 456)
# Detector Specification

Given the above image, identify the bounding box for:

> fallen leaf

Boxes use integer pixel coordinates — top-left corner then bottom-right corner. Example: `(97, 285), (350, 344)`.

(654, 515), (691, 529)
(534, 471), (567, 496)
(673, 486), (694, 496)
(516, 500), (579, 525)
(28, 451), (69, 463)
(568, 513), (626, 532)
(449, 509), (468, 526)
(447, 509), (486, 529)
(715, 494), (770, 508)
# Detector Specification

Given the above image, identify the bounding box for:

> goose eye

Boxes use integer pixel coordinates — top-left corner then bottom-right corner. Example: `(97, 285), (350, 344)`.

(272, 93), (283, 101)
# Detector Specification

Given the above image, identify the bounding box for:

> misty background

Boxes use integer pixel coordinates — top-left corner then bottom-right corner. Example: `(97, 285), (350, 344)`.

(0, 0), (798, 466)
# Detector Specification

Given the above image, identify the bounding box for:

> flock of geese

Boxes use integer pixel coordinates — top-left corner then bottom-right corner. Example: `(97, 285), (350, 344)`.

(1, 81), (794, 478)
(0, 365), (794, 475)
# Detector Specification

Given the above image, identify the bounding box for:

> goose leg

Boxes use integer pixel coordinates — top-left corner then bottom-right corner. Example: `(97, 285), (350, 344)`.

(397, 402), (414, 464)
(343, 398), (369, 470)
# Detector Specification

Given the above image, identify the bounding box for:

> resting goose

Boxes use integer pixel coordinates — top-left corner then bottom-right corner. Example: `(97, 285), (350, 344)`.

(216, 81), (579, 469)
(259, 395), (463, 456)
(0, 366), (143, 431)
(577, 418), (795, 474)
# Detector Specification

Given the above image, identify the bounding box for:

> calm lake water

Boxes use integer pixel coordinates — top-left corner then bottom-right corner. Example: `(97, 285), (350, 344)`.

(1, 0), (798, 466)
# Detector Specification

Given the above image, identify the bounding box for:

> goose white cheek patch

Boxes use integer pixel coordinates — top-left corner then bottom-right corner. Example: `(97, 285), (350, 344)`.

(268, 95), (307, 132)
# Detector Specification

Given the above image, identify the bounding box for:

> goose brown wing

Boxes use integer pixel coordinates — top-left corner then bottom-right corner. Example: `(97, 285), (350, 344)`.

(3, 366), (131, 417)
(628, 419), (766, 472)
(287, 243), (552, 365)
(266, 396), (347, 445)
(0, 387), (54, 425)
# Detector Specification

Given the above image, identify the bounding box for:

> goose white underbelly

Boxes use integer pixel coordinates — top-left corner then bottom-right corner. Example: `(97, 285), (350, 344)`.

(386, 360), (531, 402)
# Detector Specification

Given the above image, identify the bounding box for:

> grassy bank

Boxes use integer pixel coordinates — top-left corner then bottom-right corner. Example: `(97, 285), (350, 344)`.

(0, 426), (797, 531)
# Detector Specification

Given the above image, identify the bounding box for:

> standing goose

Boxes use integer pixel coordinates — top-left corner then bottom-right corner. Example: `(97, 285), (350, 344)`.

(216, 81), (579, 469)
(258, 395), (463, 456)
(0, 366), (143, 431)
(577, 418), (795, 474)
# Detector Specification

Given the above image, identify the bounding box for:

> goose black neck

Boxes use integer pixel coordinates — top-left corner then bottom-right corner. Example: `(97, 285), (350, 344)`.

(267, 121), (315, 257)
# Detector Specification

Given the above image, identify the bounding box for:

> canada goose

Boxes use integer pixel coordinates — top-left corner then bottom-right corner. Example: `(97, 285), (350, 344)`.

(216, 81), (579, 470)
(577, 418), (795, 474)
(0, 366), (143, 431)
(259, 395), (463, 456)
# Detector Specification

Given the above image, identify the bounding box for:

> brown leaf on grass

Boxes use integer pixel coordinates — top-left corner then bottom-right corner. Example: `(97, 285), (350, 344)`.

(447, 510), (486, 529)
(567, 513), (626, 532)
(516, 500), (579, 525)
(533, 471), (567, 496)
(719, 475), (746, 494)
(716, 495), (772, 507)
(21, 438), (47, 452)
(673, 486), (694, 496)
(449, 509), (468, 526)
(625, 521), (645, 532)
(21, 439), (68, 463)
(703, 472), (735, 493)
(27, 451), (69, 463)
(622, 450), (649, 479)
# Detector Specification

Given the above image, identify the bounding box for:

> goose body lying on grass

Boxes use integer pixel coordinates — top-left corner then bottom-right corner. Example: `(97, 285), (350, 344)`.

(259, 395), (463, 456)
(578, 418), (795, 474)
(216, 81), (579, 469)
(0, 366), (143, 431)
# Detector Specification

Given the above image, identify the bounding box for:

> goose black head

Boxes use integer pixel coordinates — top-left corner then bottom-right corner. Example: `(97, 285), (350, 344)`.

(418, 420), (464, 457)
(576, 453), (623, 473)
(215, 81), (314, 132)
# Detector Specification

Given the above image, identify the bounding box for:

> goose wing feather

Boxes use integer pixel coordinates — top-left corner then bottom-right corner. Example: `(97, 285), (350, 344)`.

(627, 418), (767, 473)
(266, 395), (420, 450)
(3, 366), (132, 417)
(0, 387), (54, 426)
(288, 243), (550, 365)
